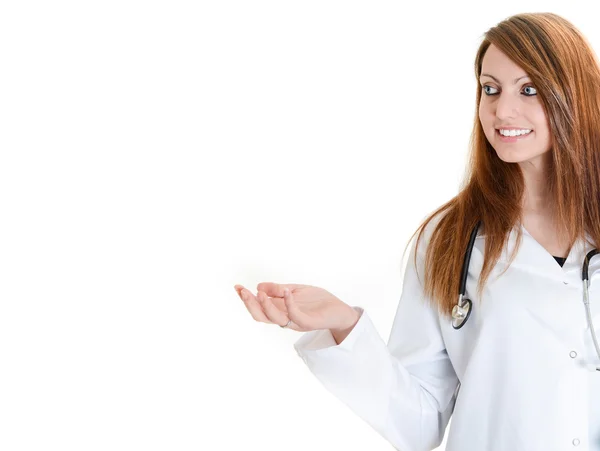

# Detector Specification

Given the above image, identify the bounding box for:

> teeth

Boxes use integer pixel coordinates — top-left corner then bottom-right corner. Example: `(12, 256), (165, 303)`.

(498, 129), (532, 137)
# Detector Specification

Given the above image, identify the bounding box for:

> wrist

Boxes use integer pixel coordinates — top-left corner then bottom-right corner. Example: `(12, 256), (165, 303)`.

(331, 307), (360, 333)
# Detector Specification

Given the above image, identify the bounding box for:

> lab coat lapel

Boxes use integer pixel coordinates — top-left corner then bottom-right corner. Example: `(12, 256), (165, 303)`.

(501, 226), (600, 340)
(513, 224), (578, 279)
(489, 225), (585, 341)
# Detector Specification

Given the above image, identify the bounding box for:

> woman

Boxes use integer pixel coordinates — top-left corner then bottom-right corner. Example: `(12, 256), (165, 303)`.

(234, 12), (600, 451)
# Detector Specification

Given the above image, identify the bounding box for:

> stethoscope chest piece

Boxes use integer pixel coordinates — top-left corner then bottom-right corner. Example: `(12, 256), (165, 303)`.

(452, 297), (472, 329)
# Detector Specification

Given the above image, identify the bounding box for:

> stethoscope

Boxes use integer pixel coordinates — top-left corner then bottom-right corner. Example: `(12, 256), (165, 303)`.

(451, 220), (600, 370)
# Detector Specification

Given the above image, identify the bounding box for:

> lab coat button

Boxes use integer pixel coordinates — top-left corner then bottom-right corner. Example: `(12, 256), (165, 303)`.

(572, 438), (580, 446)
(569, 351), (578, 358)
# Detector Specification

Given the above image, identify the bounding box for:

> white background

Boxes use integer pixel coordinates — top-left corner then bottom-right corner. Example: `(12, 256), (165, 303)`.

(1, 1), (599, 450)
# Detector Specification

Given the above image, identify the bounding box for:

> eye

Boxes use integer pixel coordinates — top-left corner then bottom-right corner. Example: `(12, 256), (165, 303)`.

(481, 84), (538, 97)
(482, 85), (499, 96)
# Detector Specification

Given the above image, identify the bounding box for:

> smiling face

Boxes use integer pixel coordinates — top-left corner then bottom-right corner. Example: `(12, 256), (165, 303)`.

(478, 44), (552, 167)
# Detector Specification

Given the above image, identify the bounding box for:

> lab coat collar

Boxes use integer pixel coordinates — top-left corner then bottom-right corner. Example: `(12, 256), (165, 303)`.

(498, 224), (597, 284)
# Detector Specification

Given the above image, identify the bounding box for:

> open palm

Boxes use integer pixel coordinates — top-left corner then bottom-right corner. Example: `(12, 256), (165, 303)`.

(234, 282), (357, 332)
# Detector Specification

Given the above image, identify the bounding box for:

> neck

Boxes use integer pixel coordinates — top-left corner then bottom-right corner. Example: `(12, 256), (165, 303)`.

(522, 192), (552, 215)
(519, 153), (552, 215)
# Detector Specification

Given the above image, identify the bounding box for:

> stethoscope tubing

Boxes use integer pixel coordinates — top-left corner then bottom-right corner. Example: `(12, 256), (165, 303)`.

(453, 221), (600, 369)
(451, 221), (481, 330)
(459, 221), (482, 298)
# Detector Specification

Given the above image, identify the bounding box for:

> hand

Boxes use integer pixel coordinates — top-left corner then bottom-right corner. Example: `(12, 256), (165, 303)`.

(234, 282), (359, 333)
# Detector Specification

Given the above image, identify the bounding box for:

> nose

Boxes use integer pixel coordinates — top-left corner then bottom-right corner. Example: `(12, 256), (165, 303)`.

(495, 92), (520, 120)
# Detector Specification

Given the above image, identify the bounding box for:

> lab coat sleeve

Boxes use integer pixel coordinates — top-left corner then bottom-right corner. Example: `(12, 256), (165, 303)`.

(293, 236), (459, 451)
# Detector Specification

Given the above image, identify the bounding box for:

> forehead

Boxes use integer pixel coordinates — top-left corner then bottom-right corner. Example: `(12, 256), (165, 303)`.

(481, 44), (528, 76)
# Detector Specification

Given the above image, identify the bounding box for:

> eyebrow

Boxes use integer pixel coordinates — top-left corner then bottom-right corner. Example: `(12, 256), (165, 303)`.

(480, 73), (530, 84)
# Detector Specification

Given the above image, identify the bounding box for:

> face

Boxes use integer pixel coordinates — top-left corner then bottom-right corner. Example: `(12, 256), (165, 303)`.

(478, 44), (552, 168)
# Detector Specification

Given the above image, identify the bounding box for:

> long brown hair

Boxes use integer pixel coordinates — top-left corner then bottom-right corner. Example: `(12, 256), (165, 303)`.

(405, 12), (600, 317)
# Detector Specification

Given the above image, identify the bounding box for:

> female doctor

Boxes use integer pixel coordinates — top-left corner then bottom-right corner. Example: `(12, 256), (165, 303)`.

(234, 12), (600, 451)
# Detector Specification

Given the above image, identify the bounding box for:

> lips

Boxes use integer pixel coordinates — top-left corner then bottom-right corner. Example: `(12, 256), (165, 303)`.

(495, 128), (534, 142)
(496, 129), (533, 137)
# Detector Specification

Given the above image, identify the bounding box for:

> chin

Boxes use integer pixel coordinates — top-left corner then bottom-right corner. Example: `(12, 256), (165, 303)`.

(492, 148), (548, 165)
(494, 152), (529, 163)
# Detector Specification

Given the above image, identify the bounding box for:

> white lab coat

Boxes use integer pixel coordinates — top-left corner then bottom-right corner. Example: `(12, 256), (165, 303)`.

(294, 220), (600, 451)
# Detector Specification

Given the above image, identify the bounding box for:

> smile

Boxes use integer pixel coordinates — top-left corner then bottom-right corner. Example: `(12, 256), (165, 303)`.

(496, 129), (534, 142)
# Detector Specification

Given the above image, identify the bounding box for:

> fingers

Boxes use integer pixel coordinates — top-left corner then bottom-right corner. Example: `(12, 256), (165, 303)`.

(255, 282), (285, 298)
(257, 290), (290, 327)
(256, 282), (306, 298)
(234, 285), (272, 324)
(282, 288), (309, 329)
(235, 284), (307, 331)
